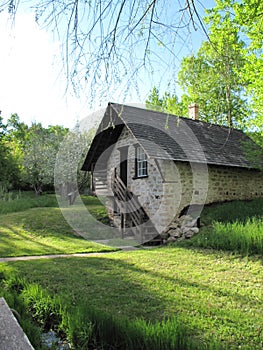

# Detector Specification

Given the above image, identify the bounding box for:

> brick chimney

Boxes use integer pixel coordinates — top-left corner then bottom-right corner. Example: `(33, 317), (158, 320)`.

(188, 103), (199, 120)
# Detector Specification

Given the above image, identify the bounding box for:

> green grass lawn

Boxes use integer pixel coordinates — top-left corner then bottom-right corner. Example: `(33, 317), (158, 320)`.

(0, 194), (262, 349)
(1, 248), (262, 349)
(0, 207), (115, 257)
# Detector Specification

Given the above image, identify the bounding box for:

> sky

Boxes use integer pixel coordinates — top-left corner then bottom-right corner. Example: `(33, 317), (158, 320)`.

(0, 12), (84, 128)
(0, 1), (215, 130)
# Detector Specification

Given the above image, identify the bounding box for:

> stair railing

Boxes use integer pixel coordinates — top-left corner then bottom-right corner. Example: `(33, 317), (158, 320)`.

(112, 170), (144, 227)
(111, 169), (160, 244)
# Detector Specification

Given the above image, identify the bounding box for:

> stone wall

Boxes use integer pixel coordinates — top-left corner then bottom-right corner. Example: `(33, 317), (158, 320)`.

(105, 127), (164, 230)
(103, 126), (263, 234)
(207, 164), (263, 202)
(157, 160), (263, 228)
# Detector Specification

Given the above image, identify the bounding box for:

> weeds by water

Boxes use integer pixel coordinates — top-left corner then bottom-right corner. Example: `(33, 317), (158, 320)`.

(1, 248), (262, 349)
(0, 273), (209, 350)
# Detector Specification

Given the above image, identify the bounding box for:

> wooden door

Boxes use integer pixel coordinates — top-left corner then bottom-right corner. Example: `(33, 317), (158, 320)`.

(119, 146), (128, 186)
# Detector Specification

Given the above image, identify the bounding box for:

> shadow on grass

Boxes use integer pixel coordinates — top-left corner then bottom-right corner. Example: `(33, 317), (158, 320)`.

(4, 252), (262, 349)
(0, 224), (115, 258)
(0, 258), (201, 350)
(0, 223), (66, 257)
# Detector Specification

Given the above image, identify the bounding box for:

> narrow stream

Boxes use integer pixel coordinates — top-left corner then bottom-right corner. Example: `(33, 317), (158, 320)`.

(41, 330), (71, 349)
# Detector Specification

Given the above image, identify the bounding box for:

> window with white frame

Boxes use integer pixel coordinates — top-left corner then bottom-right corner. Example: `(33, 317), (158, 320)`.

(136, 146), (148, 177)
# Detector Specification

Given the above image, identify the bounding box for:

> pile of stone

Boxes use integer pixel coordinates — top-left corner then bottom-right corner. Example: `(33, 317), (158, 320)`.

(161, 215), (200, 244)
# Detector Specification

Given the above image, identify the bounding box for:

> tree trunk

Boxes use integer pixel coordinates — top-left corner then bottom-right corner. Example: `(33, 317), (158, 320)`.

(34, 184), (42, 196)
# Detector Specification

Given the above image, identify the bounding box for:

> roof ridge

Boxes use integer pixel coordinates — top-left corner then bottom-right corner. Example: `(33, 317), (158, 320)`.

(108, 102), (245, 134)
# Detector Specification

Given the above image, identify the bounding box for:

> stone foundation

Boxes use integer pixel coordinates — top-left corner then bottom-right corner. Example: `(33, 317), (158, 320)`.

(161, 214), (200, 243)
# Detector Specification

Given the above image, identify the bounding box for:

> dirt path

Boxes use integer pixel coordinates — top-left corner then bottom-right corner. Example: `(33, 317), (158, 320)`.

(0, 246), (140, 263)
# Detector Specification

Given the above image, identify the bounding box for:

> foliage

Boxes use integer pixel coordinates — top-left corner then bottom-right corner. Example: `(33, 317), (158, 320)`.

(0, 1), (212, 105)
(0, 143), (20, 190)
(22, 284), (62, 332)
(146, 0), (263, 133)
(241, 131), (263, 171)
(0, 274), (199, 350)
(209, 1), (263, 169)
(3, 113), (94, 196)
(21, 122), (68, 195)
(0, 114), (21, 190)
(198, 0), (263, 131)
(182, 218), (263, 256)
(62, 303), (191, 350)
(3, 114), (69, 194)
(178, 0), (248, 128)
(0, 273), (45, 349)
(200, 198), (263, 224)
(206, 218), (262, 255)
(232, 0), (263, 130)
(54, 125), (94, 200)
(0, 198), (263, 348)
(145, 87), (185, 116)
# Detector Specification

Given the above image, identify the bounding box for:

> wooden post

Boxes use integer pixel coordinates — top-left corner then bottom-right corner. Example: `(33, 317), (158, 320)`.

(121, 213), (124, 239)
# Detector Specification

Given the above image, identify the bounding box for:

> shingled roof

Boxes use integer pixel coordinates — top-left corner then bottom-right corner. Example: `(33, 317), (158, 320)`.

(82, 102), (262, 171)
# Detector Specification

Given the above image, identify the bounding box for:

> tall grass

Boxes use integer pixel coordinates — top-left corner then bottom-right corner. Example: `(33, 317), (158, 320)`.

(80, 311), (196, 350)
(1, 197), (262, 348)
(63, 304), (193, 350)
(206, 218), (262, 255)
(0, 273), (218, 350)
(0, 273), (45, 349)
(181, 199), (263, 255)
(0, 193), (58, 214)
(184, 218), (263, 255)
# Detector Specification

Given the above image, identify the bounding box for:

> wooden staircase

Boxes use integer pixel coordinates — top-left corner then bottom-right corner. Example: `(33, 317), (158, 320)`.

(112, 171), (161, 244)
(93, 169), (111, 196)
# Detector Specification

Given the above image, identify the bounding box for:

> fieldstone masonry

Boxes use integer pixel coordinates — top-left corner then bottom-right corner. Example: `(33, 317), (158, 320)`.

(161, 215), (200, 243)
(101, 126), (263, 236)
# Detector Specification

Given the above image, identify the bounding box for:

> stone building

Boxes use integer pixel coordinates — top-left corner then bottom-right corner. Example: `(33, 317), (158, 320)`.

(82, 102), (263, 242)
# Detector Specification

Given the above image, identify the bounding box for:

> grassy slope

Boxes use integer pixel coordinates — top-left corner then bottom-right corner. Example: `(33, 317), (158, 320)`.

(0, 195), (115, 257)
(1, 248), (262, 348)
(0, 195), (262, 348)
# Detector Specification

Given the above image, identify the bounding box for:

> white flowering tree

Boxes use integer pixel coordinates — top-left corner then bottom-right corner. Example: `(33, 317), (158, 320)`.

(54, 125), (95, 203)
